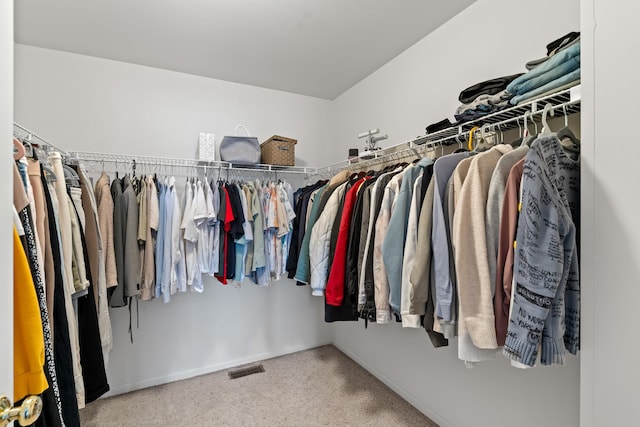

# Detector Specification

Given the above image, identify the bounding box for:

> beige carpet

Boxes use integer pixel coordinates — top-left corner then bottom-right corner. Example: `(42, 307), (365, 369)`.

(80, 345), (437, 426)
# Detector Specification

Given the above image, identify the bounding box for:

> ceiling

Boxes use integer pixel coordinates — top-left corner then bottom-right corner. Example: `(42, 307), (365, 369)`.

(14, 0), (476, 100)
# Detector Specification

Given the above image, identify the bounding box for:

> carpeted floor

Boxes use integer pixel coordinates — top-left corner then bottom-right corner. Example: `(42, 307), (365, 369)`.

(80, 345), (437, 426)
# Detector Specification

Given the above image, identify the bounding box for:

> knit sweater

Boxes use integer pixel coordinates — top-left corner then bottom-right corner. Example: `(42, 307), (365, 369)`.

(454, 145), (512, 351)
(485, 146), (529, 297)
(504, 135), (580, 366)
(94, 173), (118, 288)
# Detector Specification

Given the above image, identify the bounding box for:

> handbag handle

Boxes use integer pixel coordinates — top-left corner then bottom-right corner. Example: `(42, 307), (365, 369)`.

(235, 125), (250, 136)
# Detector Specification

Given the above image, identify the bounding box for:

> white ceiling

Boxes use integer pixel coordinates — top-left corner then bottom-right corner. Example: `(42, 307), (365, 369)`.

(14, 0), (476, 100)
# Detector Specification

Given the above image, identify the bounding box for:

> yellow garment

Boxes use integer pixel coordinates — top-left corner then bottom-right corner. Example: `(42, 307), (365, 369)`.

(13, 227), (48, 401)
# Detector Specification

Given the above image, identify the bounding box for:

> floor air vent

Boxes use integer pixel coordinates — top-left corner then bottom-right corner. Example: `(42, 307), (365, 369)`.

(228, 364), (265, 379)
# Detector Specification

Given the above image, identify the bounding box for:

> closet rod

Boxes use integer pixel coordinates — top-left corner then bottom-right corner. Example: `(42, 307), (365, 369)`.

(13, 122), (68, 155)
(66, 151), (318, 175)
(313, 94), (581, 176)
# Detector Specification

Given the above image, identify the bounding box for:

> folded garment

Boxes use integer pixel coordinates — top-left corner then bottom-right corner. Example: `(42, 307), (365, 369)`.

(513, 54), (579, 96)
(547, 31), (580, 56)
(526, 35), (581, 70)
(454, 99), (512, 124)
(454, 109), (493, 124)
(507, 43), (580, 94)
(458, 73), (523, 104)
(455, 90), (513, 117)
(510, 69), (580, 105)
(426, 118), (454, 134)
(512, 79), (581, 106)
(456, 111), (489, 123)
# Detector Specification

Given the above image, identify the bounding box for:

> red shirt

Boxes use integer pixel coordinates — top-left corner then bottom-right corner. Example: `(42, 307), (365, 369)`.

(215, 186), (234, 285)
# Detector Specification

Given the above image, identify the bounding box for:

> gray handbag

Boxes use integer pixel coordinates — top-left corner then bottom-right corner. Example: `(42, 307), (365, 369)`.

(220, 125), (261, 164)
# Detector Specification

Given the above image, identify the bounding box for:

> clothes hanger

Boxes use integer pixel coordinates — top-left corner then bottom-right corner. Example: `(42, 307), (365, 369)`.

(495, 123), (504, 145)
(457, 132), (465, 150)
(556, 104), (580, 156)
(13, 137), (25, 160)
(541, 103), (554, 134)
(12, 133), (34, 159)
(42, 164), (57, 182)
(471, 125), (491, 153)
(518, 112), (536, 147)
(509, 117), (525, 147)
(62, 164), (81, 188)
(467, 126), (479, 151)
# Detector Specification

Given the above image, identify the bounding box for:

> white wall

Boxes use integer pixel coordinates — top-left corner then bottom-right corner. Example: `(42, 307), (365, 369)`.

(1, 0), (13, 401)
(331, 0), (581, 426)
(580, 1), (640, 425)
(14, 45), (333, 395)
(14, 45), (336, 167)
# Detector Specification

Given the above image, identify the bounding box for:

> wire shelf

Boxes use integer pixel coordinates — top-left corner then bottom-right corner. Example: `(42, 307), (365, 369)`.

(313, 85), (581, 175)
(13, 122), (68, 155)
(65, 151), (317, 175)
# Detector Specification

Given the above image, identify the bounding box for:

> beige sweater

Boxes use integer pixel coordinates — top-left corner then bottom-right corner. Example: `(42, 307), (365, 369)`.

(453, 145), (512, 356)
(94, 173), (118, 288)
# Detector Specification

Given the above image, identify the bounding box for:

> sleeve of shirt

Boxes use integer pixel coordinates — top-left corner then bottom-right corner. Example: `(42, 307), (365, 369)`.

(374, 183), (395, 324)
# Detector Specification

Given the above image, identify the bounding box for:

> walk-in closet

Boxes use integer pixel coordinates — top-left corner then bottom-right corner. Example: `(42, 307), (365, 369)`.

(2, 0), (638, 426)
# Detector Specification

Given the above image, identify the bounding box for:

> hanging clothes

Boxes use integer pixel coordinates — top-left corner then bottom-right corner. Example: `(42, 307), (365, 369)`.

(76, 165), (113, 367)
(454, 145), (513, 364)
(345, 177), (376, 308)
(358, 167), (401, 323)
(70, 198), (110, 404)
(141, 175), (159, 300)
(374, 168), (405, 324)
(14, 162), (65, 426)
(49, 152), (86, 411)
(13, 225), (48, 403)
(430, 151), (470, 339)
(309, 180), (349, 296)
(409, 167), (448, 347)
(182, 180), (202, 291)
(326, 176), (370, 306)
(383, 157), (433, 320)
(94, 173), (118, 290)
(41, 169), (81, 426)
(494, 158), (527, 346)
(504, 134), (580, 367)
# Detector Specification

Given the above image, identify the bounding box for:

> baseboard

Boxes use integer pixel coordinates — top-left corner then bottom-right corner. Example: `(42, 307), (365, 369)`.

(332, 341), (451, 427)
(105, 340), (332, 397)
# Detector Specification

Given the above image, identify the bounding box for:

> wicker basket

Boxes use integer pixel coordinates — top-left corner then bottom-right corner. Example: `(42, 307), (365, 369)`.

(260, 135), (297, 166)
